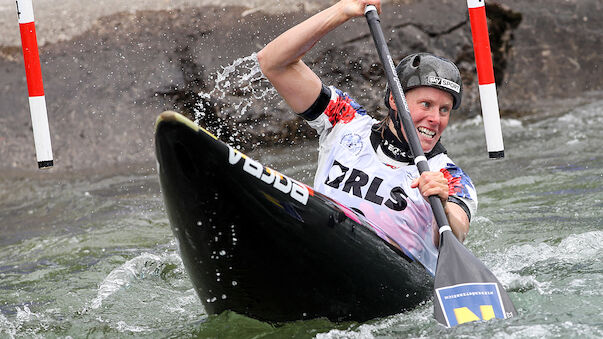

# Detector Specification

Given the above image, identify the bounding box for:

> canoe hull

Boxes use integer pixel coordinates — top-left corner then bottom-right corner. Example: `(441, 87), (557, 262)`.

(155, 111), (433, 322)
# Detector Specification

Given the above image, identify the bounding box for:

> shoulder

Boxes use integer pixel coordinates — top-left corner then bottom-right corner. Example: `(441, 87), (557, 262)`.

(433, 156), (478, 220)
(432, 155), (475, 192)
(328, 87), (368, 116)
(302, 85), (368, 124)
(427, 153), (454, 169)
(303, 85), (374, 136)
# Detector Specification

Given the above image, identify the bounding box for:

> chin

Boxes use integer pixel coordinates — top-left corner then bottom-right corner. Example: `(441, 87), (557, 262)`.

(421, 142), (435, 153)
(419, 137), (439, 153)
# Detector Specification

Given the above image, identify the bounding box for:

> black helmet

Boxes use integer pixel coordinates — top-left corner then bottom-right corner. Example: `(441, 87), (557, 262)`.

(384, 53), (463, 110)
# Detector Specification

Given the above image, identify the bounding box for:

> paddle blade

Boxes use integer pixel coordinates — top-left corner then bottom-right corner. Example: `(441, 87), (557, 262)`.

(433, 231), (517, 327)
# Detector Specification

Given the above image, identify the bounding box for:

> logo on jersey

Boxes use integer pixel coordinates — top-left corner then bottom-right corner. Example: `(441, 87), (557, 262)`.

(340, 133), (363, 155)
(325, 160), (408, 211)
(228, 146), (310, 205)
(383, 139), (411, 158)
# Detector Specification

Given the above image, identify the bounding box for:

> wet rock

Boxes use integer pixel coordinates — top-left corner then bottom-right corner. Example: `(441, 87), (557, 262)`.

(0, 0), (601, 171)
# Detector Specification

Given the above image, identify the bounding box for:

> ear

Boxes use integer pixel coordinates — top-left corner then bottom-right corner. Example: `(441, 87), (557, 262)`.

(388, 93), (396, 110)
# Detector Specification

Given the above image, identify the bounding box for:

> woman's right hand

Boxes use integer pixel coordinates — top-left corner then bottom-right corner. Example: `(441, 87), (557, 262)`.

(258, 0), (382, 114)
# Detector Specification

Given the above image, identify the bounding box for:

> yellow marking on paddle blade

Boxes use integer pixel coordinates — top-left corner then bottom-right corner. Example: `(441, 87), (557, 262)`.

(453, 307), (481, 324)
(480, 305), (495, 321)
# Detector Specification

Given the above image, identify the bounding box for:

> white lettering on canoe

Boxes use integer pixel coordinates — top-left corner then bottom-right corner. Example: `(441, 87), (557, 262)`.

(228, 146), (309, 205)
(228, 147), (243, 164)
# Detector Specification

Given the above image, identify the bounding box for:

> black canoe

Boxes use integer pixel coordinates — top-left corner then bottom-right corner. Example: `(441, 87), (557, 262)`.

(154, 111), (433, 322)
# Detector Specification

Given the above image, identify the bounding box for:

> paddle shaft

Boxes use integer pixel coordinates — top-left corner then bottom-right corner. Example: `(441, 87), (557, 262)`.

(364, 6), (450, 232)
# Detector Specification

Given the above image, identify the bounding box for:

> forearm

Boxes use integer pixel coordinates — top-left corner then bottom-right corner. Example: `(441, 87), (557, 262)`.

(258, 3), (350, 75)
(444, 202), (470, 242)
(257, 1), (367, 113)
(432, 201), (469, 247)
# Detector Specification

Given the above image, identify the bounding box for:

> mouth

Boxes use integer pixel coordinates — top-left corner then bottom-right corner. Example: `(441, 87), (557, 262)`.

(417, 126), (436, 139)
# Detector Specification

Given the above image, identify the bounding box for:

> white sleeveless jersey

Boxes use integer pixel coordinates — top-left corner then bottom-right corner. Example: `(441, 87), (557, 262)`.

(304, 86), (478, 275)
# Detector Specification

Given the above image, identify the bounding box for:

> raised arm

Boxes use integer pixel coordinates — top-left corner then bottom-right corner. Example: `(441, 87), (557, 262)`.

(257, 0), (381, 113)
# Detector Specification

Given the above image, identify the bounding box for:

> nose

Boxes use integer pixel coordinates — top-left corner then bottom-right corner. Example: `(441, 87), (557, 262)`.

(426, 107), (440, 125)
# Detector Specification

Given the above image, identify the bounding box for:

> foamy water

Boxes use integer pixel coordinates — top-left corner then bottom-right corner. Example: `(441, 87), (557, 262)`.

(1, 59), (602, 338)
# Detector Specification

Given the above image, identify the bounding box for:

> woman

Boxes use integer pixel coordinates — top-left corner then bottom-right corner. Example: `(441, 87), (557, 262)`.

(257, 0), (477, 275)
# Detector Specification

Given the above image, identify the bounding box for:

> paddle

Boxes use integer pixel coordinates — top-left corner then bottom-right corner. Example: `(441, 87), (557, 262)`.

(364, 5), (517, 327)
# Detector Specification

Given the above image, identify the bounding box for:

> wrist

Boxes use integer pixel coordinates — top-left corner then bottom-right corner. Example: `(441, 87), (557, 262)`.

(442, 198), (449, 214)
(334, 1), (361, 21)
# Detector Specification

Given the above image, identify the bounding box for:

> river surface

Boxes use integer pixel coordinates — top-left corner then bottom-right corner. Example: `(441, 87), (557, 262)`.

(1, 78), (603, 337)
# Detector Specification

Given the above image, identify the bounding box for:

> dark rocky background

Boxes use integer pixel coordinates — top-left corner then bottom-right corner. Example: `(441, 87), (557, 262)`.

(1, 0), (601, 173)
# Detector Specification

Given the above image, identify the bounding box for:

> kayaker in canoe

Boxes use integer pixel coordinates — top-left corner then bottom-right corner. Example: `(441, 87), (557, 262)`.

(257, 0), (477, 275)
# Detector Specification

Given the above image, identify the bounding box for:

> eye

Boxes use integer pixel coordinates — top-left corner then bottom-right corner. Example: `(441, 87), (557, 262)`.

(440, 106), (450, 114)
(421, 101), (430, 109)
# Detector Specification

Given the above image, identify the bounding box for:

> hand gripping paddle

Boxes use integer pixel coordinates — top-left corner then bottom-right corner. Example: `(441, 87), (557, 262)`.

(364, 5), (517, 327)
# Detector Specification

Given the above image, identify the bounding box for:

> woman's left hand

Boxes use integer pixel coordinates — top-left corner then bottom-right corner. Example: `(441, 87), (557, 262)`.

(412, 171), (470, 244)
(410, 171), (449, 205)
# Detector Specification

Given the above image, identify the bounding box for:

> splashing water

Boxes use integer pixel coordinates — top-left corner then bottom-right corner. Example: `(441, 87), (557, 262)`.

(89, 252), (167, 310)
(193, 53), (278, 130)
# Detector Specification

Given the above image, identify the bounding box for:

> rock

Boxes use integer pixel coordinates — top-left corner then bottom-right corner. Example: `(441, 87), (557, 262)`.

(0, 0), (601, 172)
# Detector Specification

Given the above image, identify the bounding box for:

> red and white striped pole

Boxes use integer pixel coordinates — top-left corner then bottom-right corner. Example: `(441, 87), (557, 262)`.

(467, 0), (504, 159)
(16, 0), (53, 168)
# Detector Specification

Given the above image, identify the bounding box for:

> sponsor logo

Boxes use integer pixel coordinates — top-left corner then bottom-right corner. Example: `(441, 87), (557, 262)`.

(325, 160), (408, 211)
(436, 283), (507, 327)
(383, 139), (410, 158)
(428, 76), (461, 93)
(340, 133), (363, 155)
(228, 146), (310, 205)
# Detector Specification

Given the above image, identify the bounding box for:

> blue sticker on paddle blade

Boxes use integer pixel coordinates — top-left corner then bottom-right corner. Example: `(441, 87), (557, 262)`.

(435, 282), (507, 327)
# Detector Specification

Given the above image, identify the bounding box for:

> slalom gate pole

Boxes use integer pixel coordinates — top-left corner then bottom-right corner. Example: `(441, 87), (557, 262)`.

(16, 0), (53, 168)
(467, 0), (504, 159)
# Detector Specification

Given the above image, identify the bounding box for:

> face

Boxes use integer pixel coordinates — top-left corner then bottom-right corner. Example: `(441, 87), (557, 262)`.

(388, 86), (453, 152)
